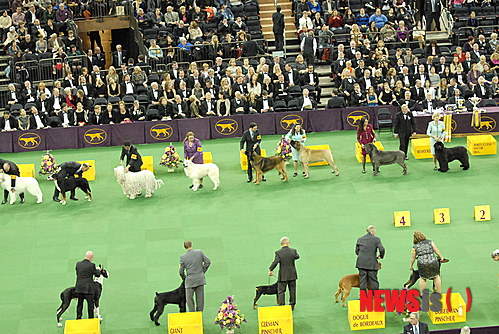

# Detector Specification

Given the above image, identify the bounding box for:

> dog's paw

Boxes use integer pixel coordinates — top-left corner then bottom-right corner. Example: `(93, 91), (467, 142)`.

(154, 322), (160, 326)
(60, 200), (67, 205)
(36, 200), (42, 204)
(145, 194), (152, 198)
(57, 323), (63, 327)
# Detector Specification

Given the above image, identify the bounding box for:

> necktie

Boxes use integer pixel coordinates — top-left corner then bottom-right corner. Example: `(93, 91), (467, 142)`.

(414, 325), (419, 334)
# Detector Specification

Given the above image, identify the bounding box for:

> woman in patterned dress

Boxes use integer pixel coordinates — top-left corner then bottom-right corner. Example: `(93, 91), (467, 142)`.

(410, 231), (445, 293)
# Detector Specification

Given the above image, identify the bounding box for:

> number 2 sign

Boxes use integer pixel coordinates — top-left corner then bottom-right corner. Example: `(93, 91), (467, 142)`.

(394, 211), (411, 227)
(474, 205), (491, 221)
(434, 208), (450, 224)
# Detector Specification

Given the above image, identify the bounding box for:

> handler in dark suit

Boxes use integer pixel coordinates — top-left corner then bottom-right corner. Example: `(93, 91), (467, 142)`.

(424, 0), (441, 31)
(355, 225), (385, 291)
(75, 251), (101, 319)
(120, 141), (143, 172)
(239, 122), (264, 183)
(52, 161), (90, 202)
(403, 312), (430, 334)
(269, 237), (300, 310)
(393, 104), (416, 159)
(179, 240), (211, 312)
(272, 6), (285, 51)
(0, 159), (24, 204)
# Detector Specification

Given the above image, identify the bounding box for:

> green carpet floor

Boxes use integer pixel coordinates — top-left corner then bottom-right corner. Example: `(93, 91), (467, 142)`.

(0, 131), (497, 334)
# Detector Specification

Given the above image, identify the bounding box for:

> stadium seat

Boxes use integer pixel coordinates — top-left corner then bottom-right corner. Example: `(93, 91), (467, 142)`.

(148, 74), (160, 84)
(137, 94), (150, 107)
(287, 99), (300, 111)
(10, 104), (22, 112)
(24, 103), (36, 110)
(122, 95), (136, 104)
(108, 96), (121, 105)
(482, 99), (497, 107)
(93, 98), (107, 106)
(274, 100), (287, 112)
(376, 108), (393, 134)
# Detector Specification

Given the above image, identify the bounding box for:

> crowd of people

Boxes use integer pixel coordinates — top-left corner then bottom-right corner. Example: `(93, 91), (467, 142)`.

(2, 0), (499, 133)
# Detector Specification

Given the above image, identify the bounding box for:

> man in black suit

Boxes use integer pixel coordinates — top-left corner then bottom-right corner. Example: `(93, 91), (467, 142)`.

(0, 111), (17, 131)
(394, 104), (416, 159)
(231, 91), (248, 114)
(112, 44), (127, 68)
(147, 82), (164, 106)
(75, 251), (101, 319)
(403, 312), (430, 334)
(272, 6), (285, 51)
(301, 65), (321, 100)
(240, 122), (264, 182)
(120, 141), (143, 172)
(269, 237), (300, 310)
(29, 106), (49, 129)
(284, 64), (300, 87)
(274, 74), (290, 102)
(424, 0), (441, 31)
(171, 95), (188, 118)
(473, 76), (492, 99)
(355, 225), (385, 291)
(92, 47), (106, 69)
(399, 91), (416, 110)
(256, 90), (274, 112)
(421, 93), (437, 114)
(298, 88), (317, 110)
(231, 76), (248, 98)
(88, 105), (106, 125)
(410, 80), (425, 103)
(0, 159), (24, 204)
(53, 161), (90, 202)
(241, 34), (263, 58)
(200, 92), (217, 116)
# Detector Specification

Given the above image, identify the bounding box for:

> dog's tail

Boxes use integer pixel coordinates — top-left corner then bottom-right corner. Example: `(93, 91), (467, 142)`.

(155, 179), (164, 189)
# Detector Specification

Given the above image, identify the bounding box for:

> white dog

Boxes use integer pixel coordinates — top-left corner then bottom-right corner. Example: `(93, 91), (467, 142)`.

(183, 160), (220, 191)
(113, 166), (163, 199)
(0, 172), (43, 204)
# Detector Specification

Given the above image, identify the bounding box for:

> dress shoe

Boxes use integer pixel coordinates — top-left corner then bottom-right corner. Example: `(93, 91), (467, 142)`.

(53, 197), (61, 202)
(247, 178), (253, 183)
(199, 184), (203, 189)
(70, 197), (79, 201)
(1, 199), (6, 205)
(262, 176), (266, 182)
(20, 198), (25, 204)
(293, 172), (298, 177)
(405, 157), (409, 160)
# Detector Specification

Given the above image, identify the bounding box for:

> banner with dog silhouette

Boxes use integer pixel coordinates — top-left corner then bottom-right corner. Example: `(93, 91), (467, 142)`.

(209, 116), (243, 139)
(78, 125), (112, 148)
(145, 121), (179, 144)
(275, 111), (309, 135)
(13, 129), (46, 153)
(414, 110), (499, 134)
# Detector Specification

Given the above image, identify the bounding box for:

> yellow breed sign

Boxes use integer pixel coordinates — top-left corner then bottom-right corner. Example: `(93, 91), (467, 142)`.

(428, 293), (466, 324)
(467, 134), (497, 155)
(347, 300), (385, 331)
(167, 312), (203, 334)
(258, 306), (293, 334)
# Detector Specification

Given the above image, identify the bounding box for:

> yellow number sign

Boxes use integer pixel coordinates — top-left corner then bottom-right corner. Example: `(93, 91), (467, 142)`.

(474, 205), (491, 221)
(434, 208), (450, 224)
(394, 211), (411, 227)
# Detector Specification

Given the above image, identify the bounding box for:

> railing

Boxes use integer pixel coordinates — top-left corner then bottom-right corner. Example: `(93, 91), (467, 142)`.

(456, 25), (498, 45)
(73, 0), (133, 20)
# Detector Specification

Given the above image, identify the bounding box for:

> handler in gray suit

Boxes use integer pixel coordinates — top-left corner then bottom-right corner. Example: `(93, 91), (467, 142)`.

(269, 237), (300, 310)
(179, 240), (211, 312)
(355, 225), (385, 290)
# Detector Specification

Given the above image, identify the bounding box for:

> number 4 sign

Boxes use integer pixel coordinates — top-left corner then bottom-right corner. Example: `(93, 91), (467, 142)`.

(434, 208), (450, 224)
(394, 211), (411, 227)
(474, 205), (491, 221)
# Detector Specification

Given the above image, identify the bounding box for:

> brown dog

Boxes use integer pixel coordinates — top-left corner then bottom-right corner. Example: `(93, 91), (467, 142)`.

(290, 141), (339, 178)
(334, 262), (382, 307)
(249, 152), (288, 185)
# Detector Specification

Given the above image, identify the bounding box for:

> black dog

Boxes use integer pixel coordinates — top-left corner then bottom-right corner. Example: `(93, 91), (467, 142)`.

(52, 174), (92, 205)
(253, 282), (278, 309)
(56, 267), (109, 326)
(434, 142), (470, 172)
(149, 280), (186, 326)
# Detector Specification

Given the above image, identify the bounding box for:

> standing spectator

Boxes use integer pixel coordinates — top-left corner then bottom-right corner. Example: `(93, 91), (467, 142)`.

(394, 104), (416, 159)
(272, 5), (285, 51)
(0, 11), (12, 41)
(75, 251), (101, 319)
(355, 225), (385, 291)
(410, 231), (444, 293)
(426, 112), (446, 170)
(285, 124), (307, 177)
(403, 312), (430, 334)
(357, 116), (376, 174)
(268, 237), (300, 310)
(179, 240), (211, 312)
(300, 31), (317, 65)
(424, 0), (441, 31)
(240, 122), (264, 183)
(184, 131), (204, 188)
(120, 141), (143, 172)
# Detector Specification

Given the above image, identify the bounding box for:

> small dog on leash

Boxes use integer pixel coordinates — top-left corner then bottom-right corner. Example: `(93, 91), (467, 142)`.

(335, 262), (382, 307)
(51, 174), (92, 205)
(183, 159), (220, 191)
(0, 172), (43, 204)
(150, 280), (186, 326)
(56, 266), (109, 327)
(253, 282), (278, 309)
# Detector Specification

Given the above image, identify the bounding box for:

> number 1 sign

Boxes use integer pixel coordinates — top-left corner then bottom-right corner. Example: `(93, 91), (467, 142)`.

(474, 205), (491, 221)
(394, 211), (411, 227)
(434, 208), (451, 224)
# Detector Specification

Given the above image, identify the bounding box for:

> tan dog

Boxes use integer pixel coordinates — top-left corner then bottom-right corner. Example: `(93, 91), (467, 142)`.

(334, 262), (382, 307)
(249, 152), (288, 185)
(290, 141), (339, 178)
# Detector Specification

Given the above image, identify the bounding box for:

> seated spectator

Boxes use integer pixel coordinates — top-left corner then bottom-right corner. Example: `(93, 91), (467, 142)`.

(231, 16), (247, 35)
(366, 86), (379, 106)
(136, 8), (151, 30)
(328, 9), (342, 30)
(467, 63), (481, 88)
(56, 3), (74, 34)
(171, 94), (187, 118)
(298, 88), (316, 110)
(114, 101), (132, 123)
(164, 6), (180, 26)
(397, 21), (409, 43)
(0, 10), (12, 41)
(189, 95), (202, 118)
(12, 7), (25, 27)
(1, 111), (17, 131)
(369, 8), (388, 30)
(217, 5), (234, 22)
(188, 21), (203, 43)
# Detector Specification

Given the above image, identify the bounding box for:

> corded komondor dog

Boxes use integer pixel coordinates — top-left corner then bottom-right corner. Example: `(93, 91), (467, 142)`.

(0, 172), (43, 204)
(114, 166), (164, 199)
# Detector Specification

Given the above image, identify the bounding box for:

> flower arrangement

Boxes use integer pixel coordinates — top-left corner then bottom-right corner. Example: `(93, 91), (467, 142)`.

(39, 151), (57, 175)
(276, 137), (293, 161)
(159, 143), (181, 172)
(214, 296), (246, 333)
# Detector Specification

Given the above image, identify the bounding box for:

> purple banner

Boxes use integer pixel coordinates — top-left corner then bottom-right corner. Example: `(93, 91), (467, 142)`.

(12, 129), (46, 153)
(308, 109), (343, 132)
(177, 118), (211, 140)
(341, 107), (377, 131)
(110, 122), (145, 146)
(78, 124), (112, 148)
(145, 121), (179, 144)
(0, 131), (13, 153)
(275, 111), (310, 135)
(209, 115), (243, 139)
(45, 127), (79, 150)
(415, 110), (499, 134)
(241, 113), (276, 135)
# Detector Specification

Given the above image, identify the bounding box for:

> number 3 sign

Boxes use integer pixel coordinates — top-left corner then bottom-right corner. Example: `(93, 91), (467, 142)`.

(434, 208), (450, 224)
(474, 205), (491, 221)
